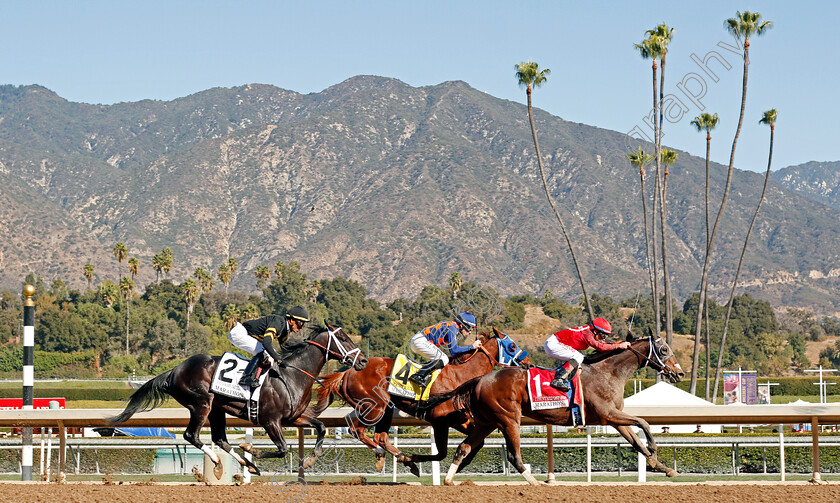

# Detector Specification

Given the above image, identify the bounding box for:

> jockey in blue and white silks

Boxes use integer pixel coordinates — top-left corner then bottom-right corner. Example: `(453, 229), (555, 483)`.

(408, 312), (480, 386)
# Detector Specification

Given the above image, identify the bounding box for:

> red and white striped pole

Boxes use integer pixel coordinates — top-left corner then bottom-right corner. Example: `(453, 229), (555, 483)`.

(21, 284), (35, 481)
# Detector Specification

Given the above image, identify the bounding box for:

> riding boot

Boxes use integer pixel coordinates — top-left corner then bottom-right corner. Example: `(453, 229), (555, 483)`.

(550, 360), (579, 392)
(239, 353), (264, 388)
(409, 359), (445, 387)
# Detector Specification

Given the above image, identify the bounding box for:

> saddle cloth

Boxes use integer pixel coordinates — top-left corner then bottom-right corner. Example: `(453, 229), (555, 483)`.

(209, 352), (269, 424)
(387, 354), (442, 401)
(526, 367), (585, 425)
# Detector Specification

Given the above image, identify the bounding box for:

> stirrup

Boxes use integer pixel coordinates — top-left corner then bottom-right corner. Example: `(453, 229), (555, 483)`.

(551, 379), (570, 392)
(239, 375), (260, 388)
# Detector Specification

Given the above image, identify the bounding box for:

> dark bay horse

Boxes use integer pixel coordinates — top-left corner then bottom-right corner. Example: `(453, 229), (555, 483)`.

(109, 325), (367, 477)
(436, 334), (684, 485)
(313, 327), (531, 475)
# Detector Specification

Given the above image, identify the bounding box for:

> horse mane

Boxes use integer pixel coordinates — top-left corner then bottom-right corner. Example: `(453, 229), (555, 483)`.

(583, 338), (649, 365)
(279, 324), (330, 359)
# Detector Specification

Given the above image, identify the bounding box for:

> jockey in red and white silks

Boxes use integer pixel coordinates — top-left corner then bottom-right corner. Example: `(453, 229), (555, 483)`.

(544, 317), (629, 391)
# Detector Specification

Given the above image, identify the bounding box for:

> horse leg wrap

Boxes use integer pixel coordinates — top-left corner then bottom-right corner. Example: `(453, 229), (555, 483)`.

(201, 445), (220, 464)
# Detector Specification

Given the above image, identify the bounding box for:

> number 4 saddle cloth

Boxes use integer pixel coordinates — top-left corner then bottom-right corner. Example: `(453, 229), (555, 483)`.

(209, 352), (270, 424)
(386, 354), (443, 401)
(526, 367), (586, 426)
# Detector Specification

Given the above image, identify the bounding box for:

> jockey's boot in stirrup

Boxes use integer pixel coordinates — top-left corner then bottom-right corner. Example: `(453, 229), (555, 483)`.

(239, 353), (263, 388)
(409, 359), (445, 387)
(550, 361), (577, 392)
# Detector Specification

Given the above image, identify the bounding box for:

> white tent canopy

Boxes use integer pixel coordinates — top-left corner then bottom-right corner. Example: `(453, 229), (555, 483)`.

(619, 381), (721, 434)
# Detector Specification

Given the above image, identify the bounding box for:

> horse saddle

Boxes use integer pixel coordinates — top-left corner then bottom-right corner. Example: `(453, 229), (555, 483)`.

(386, 354), (442, 401)
(526, 367), (586, 425)
(210, 352), (270, 424)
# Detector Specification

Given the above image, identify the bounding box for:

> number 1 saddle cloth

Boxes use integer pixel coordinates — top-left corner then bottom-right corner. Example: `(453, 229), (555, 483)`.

(386, 354), (443, 401)
(209, 352), (270, 424)
(526, 367), (586, 426)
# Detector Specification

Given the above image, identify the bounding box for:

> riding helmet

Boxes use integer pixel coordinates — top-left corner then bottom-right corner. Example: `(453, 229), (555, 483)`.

(590, 317), (612, 335)
(455, 312), (477, 331)
(286, 306), (311, 323)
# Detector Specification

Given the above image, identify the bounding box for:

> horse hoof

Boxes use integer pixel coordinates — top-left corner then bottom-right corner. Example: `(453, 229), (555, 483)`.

(239, 442), (254, 453)
(248, 466), (260, 475)
(666, 468), (678, 477)
(213, 462), (224, 479)
(444, 478), (455, 486)
(302, 457), (316, 470)
(375, 455), (386, 472)
(408, 462), (420, 478)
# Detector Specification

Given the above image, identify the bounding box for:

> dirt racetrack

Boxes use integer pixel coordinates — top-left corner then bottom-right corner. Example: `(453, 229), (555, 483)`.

(3, 482), (840, 503)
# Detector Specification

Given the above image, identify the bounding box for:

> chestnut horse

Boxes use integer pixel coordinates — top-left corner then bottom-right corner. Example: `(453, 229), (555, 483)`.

(110, 325), (367, 477)
(313, 327), (531, 475)
(436, 334), (684, 485)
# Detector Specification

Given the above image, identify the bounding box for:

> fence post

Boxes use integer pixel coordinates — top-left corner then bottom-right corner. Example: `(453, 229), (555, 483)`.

(779, 424), (786, 482)
(810, 416), (821, 484)
(21, 284), (35, 481)
(430, 428), (440, 485)
(546, 425), (555, 483)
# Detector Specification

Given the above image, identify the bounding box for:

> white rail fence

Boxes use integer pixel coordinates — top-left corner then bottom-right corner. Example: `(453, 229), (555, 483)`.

(2, 403), (840, 483)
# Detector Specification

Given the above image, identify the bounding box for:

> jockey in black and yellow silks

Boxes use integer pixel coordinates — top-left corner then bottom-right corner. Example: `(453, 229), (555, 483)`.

(228, 306), (310, 388)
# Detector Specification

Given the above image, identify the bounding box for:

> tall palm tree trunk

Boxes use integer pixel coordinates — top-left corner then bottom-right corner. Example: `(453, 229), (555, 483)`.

(690, 40), (751, 394)
(125, 301), (130, 354)
(526, 86), (593, 319)
(658, 52), (674, 347)
(704, 133), (713, 401)
(712, 118), (773, 401)
(649, 61), (662, 334)
(639, 171), (656, 309)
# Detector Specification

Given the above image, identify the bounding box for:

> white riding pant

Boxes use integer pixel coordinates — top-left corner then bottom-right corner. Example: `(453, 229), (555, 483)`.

(409, 332), (450, 366)
(544, 336), (584, 365)
(229, 323), (263, 356)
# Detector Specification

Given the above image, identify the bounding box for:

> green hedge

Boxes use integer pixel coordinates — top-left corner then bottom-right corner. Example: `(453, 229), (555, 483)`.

(1, 442), (839, 475)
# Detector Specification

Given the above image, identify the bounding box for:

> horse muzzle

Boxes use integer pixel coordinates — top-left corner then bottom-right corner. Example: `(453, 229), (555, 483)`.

(354, 357), (369, 371)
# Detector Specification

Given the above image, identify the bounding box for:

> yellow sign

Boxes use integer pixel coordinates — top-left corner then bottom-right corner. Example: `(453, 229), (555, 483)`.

(387, 354), (442, 401)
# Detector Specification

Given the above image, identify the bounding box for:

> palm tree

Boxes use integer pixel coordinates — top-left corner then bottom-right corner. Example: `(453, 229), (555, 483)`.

(119, 276), (135, 354)
(634, 33), (666, 337)
(648, 24), (676, 347)
(194, 267), (214, 295)
(711, 109), (778, 402)
(181, 279), (200, 334)
(254, 265), (271, 290)
(112, 242), (127, 280)
(689, 10), (772, 393)
(690, 111), (720, 400)
(626, 148), (656, 304)
(128, 257), (139, 281)
(82, 263), (95, 291)
(242, 304), (259, 321)
(515, 60), (594, 319)
(449, 271), (463, 300)
(99, 280), (118, 308)
(161, 247), (173, 280)
(218, 263), (233, 293)
(274, 260), (285, 279)
(310, 279), (321, 302)
(152, 253), (163, 284)
(222, 304), (241, 330)
(227, 258), (238, 288)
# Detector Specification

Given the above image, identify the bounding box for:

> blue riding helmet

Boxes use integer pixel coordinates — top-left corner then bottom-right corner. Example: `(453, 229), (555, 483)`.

(455, 312), (477, 331)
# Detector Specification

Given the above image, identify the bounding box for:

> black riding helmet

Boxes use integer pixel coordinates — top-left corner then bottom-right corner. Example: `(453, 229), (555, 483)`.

(286, 306), (311, 325)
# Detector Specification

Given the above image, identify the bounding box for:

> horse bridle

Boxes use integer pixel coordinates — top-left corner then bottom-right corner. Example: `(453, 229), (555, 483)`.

(453, 337), (525, 368)
(307, 328), (363, 367)
(629, 336), (676, 378)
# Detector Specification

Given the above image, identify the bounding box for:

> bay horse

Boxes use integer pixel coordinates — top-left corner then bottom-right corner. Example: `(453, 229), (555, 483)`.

(312, 327), (531, 475)
(109, 324), (367, 477)
(435, 334), (684, 485)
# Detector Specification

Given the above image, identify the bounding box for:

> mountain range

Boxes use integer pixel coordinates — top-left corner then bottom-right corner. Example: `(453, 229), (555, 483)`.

(0, 77), (838, 316)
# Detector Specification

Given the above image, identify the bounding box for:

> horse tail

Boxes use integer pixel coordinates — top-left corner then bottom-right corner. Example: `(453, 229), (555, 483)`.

(107, 370), (173, 425)
(312, 371), (345, 415)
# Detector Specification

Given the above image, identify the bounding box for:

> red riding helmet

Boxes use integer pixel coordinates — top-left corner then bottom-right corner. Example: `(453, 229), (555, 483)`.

(590, 318), (612, 335)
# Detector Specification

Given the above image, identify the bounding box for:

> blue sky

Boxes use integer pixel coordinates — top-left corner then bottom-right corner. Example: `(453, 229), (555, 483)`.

(2, 1), (836, 172)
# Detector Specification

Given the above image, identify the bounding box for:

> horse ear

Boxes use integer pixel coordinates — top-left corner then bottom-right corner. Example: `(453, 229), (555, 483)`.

(492, 326), (503, 339)
(647, 327), (654, 339)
